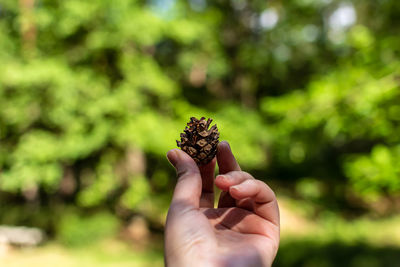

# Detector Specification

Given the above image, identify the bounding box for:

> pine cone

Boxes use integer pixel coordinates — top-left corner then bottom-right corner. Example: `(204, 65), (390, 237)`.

(176, 117), (220, 165)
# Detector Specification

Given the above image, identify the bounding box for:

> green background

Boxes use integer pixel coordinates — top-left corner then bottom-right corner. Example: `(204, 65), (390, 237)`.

(0, 0), (400, 266)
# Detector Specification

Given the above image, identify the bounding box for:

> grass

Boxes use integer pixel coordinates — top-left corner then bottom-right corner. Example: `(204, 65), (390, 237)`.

(0, 239), (163, 267)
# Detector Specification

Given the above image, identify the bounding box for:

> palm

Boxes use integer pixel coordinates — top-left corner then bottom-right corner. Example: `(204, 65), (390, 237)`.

(172, 204), (278, 265)
(202, 206), (277, 246)
(165, 142), (280, 267)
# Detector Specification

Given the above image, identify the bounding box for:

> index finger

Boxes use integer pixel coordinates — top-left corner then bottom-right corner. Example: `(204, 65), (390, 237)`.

(230, 179), (280, 227)
(217, 141), (241, 174)
(217, 141), (241, 208)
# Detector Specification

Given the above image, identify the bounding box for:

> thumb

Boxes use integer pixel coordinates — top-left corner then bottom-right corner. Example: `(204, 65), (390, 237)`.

(167, 149), (202, 208)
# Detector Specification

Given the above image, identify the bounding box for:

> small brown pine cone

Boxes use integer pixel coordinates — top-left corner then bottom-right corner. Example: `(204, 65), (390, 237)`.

(176, 117), (220, 165)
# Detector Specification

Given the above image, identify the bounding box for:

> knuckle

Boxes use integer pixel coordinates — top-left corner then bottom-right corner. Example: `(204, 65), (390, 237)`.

(241, 171), (255, 180)
(168, 201), (194, 216)
(177, 168), (197, 179)
(227, 170), (254, 180)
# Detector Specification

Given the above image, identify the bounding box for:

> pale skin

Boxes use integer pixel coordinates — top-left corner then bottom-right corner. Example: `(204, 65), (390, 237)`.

(165, 141), (280, 267)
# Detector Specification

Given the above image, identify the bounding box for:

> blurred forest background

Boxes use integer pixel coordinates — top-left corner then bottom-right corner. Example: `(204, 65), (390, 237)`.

(1, 0), (400, 266)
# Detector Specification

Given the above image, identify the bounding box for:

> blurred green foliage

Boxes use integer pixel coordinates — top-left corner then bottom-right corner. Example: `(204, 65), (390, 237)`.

(275, 240), (400, 267)
(0, 0), (400, 264)
(58, 212), (119, 247)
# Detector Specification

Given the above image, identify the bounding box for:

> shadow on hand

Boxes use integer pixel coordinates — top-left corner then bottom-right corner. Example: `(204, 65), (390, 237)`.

(204, 207), (252, 231)
(205, 208), (265, 266)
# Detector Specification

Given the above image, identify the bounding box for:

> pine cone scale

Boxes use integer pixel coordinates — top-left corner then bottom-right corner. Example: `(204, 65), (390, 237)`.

(176, 117), (220, 165)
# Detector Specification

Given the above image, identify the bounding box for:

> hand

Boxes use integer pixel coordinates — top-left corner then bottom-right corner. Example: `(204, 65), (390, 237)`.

(164, 141), (280, 267)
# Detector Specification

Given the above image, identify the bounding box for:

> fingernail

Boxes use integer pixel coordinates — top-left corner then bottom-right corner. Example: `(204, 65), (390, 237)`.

(175, 149), (182, 160)
(216, 175), (228, 182)
(220, 140), (230, 148)
(225, 141), (231, 149)
(230, 184), (241, 193)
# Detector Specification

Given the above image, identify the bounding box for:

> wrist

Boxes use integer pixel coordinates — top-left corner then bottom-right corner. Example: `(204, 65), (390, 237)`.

(165, 251), (214, 267)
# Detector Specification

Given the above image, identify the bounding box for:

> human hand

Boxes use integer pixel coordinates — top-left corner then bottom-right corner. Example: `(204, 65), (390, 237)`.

(164, 141), (280, 267)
